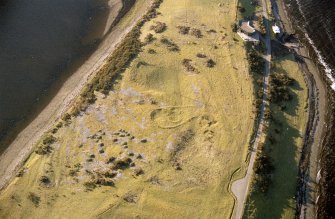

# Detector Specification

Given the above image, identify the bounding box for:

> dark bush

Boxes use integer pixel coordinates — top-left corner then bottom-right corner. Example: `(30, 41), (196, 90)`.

(182, 59), (198, 73)
(196, 53), (207, 58)
(144, 33), (155, 44)
(206, 59), (216, 68)
(177, 25), (190, 34)
(190, 28), (203, 38)
(112, 157), (133, 170)
(150, 21), (167, 33)
(40, 176), (51, 185)
(160, 37), (180, 52)
(231, 23), (238, 32)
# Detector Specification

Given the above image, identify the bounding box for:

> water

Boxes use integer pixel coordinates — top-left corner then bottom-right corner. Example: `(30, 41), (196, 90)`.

(286, 0), (335, 90)
(0, 0), (110, 145)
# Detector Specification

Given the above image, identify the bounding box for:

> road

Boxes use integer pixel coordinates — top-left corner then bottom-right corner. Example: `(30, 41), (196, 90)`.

(231, 0), (272, 218)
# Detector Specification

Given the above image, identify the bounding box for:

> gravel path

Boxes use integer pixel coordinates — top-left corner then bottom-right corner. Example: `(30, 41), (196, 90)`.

(231, 0), (272, 218)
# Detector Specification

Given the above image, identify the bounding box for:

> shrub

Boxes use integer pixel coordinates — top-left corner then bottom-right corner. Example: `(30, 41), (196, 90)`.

(40, 176), (51, 184)
(61, 113), (71, 122)
(206, 59), (216, 68)
(144, 33), (155, 44)
(133, 167), (144, 176)
(42, 135), (56, 145)
(150, 21), (166, 33)
(177, 25), (190, 34)
(196, 53), (207, 58)
(258, 15), (266, 35)
(160, 37), (180, 52)
(148, 48), (156, 54)
(56, 122), (63, 128)
(83, 181), (96, 191)
(123, 193), (137, 203)
(112, 157), (133, 170)
(182, 59), (198, 73)
(35, 135), (57, 155)
(207, 29), (217, 33)
(231, 23), (238, 32)
(28, 192), (40, 207)
(190, 28), (203, 38)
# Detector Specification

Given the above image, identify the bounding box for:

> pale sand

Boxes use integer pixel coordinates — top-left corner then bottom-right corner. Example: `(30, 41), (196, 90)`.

(0, 0), (151, 191)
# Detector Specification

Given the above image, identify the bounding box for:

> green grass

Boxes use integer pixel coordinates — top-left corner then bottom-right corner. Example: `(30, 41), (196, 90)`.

(244, 54), (308, 219)
(237, 0), (257, 18)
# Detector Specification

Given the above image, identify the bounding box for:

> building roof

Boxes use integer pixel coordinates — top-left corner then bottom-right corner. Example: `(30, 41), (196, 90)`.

(272, 25), (280, 34)
(240, 21), (255, 34)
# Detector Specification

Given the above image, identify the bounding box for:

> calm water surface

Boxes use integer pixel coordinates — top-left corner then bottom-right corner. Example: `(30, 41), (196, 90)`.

(0, 0), (109, 146)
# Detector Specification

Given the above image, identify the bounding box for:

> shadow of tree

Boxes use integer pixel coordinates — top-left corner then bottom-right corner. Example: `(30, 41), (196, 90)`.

(244, 102), (301, 219)
(244, 60), (304, 218)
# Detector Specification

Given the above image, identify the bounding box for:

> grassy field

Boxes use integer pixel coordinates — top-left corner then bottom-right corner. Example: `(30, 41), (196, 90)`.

(244, 53), (308, 219)
(0, 0), (257, 218)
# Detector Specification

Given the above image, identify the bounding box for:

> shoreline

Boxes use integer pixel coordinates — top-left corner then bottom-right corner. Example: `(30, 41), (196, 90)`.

(0, 0), (152, 191)
(275, 0), (329, 218)
(0, 0), (122, 152)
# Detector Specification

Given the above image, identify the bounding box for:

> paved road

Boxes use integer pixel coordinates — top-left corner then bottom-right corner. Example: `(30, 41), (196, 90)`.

(231, 0), (272, 218)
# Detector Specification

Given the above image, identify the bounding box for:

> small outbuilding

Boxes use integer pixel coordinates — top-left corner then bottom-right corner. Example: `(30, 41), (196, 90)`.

(272, 25), (280, 34)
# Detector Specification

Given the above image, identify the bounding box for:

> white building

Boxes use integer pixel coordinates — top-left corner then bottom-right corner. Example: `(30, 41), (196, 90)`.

(272, 25), (280, 34)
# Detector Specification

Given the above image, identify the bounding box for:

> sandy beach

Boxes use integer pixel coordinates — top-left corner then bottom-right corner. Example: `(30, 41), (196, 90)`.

(0, 0), (152, 191)
(276, 0), (328, 218)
